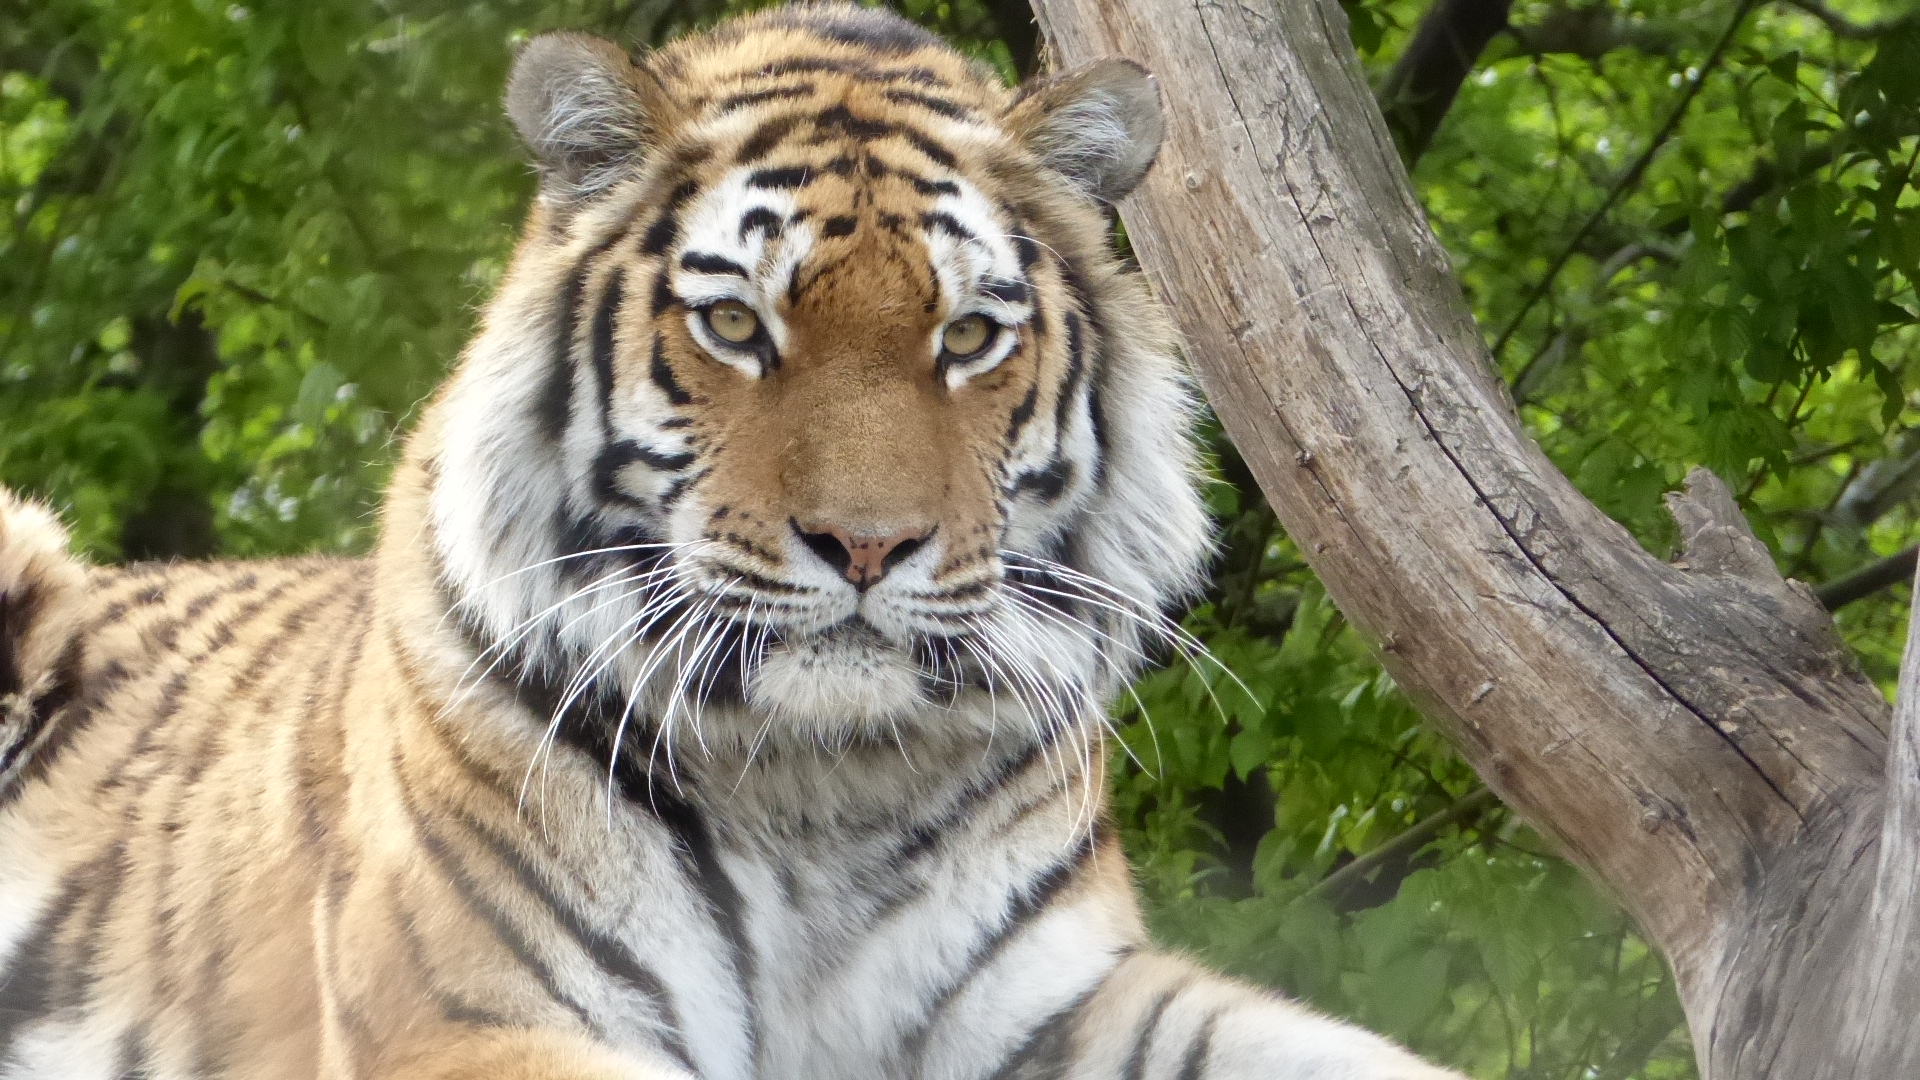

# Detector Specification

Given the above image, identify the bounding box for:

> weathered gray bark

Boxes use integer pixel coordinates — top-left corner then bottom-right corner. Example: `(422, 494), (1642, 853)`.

(1023, 0), (1920, 1074)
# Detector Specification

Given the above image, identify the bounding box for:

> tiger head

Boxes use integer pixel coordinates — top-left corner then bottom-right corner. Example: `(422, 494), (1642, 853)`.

(418, 5), (1211, 751)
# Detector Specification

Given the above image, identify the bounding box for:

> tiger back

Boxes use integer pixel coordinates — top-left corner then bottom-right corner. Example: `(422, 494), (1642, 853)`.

(0, 7), (1462, 1080)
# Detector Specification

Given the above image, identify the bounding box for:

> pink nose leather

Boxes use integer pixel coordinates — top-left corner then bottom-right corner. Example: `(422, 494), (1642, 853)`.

(814, 525), (928, 588)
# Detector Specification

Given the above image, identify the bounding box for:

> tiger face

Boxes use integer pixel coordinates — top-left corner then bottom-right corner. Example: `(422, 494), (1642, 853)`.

(430, 6), (1210, 749)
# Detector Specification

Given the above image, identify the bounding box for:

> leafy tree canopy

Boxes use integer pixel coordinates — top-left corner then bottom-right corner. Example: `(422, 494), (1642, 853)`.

(4, 0), (1917, 1074)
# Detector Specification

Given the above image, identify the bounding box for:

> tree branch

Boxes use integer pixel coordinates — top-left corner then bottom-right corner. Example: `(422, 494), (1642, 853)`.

(1816, 545), (1919, 611)
(1298, 787), (1500, 904)
(1490, 0), (1758, 360)
(1377, 0), (1515, 164)
(1028, 0), (1904, 1069)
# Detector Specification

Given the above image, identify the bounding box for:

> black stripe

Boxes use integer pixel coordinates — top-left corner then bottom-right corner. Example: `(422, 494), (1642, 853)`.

(921, 211), (974, 243)
(747, 165), (813, 190)
(3, 572), (285, 811)
(1088, 386), (1110, 486)
(392, 890), (515, 1030)
(397, 775), (598, 1031)
(902, 129), (959, 169)
(823, 216), (858, 238)
(903, 835), (1099, 1074)
(658, 468), (709, 514)
(636, 777), (761, 1064)
(539, 226), (637, 442)
(1122, 985), (1180, 1080)
(1177, 1010), (1220, 1080)
(0, 579), (41, 699)
(1013, 235), (1043, 271)
(114, 1024), (152, 1080)
(749, 57), (946, 87)
(591, 267), (627, 442)
(718, 84), (814, 115)
(1011, 461), (1074, 502)
(739, 208), (784, 242)
(986, 987), (1097, 1080)
(814, 104), (895, 141)
(0, 849), (113, 1050)
(451, 812), (696, 1072)
(650, 336), (694, 407)
(882, 88), (972, 120)
(640, 180), (702, 257)
(0, 638), (80, 784)
(681, 252), (751, 278)
(737, 114), (804, 163)
(651, 271), (679, 317)
(910, 176), (961, 197)
(538, 266), (589, 443)
(1005, 383), (1040, 446)
(982, 278), (1033, 305)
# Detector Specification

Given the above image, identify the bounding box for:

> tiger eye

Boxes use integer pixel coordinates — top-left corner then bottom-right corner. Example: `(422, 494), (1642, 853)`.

(705, 301), (760, 344)
(942, 315), (993, 357)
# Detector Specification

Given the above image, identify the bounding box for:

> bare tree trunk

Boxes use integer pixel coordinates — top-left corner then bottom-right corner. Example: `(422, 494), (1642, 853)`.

(1023, 0), (1920, 1074)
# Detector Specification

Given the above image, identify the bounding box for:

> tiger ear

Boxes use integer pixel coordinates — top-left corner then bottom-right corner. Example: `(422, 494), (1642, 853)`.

(1005, 58), (1165, 205)
(506, 33), (680, 201)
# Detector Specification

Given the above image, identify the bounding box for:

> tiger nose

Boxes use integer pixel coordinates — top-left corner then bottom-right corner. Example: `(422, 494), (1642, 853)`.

(793, 521), (931, 590)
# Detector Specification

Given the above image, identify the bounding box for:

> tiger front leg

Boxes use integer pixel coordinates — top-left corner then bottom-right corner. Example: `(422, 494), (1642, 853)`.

(1003, 951), (1465, 1080)
(381, 1028), (697, 1080)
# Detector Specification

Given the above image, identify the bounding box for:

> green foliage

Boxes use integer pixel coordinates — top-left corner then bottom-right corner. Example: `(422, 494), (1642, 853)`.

(5, 0), (1920, 1075)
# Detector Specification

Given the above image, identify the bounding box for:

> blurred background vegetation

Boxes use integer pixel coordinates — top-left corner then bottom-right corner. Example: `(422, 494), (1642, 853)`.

(4, 0), (1918, 1073)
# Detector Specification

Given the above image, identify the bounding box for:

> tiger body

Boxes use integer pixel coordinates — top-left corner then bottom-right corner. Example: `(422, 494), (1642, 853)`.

(0, 7), (1461, 1080)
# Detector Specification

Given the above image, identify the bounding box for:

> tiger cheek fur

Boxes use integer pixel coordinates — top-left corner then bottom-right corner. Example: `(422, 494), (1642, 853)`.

(0, 7), (1463, 1080)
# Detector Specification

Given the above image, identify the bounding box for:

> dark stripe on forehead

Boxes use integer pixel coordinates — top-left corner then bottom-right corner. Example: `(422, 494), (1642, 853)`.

(822, 216), (857, 238)
(1013, 235), (1043, 270)
(814, 103), (895, 141)
(921, 211), (975, 244)
(982, 277), (1032, 304)
(738, 208), (784, 242)
(640, 180), (703, 257)
(881, 88), (972, 120)
(681, 252), (750, 278)
(910, 176), (961, 197)
(716, 83), (815, 115)
(748, 56), (946, 87)
(902, 129), (958, 169)
(748, 165), (813, 190)
(737, 114), (804, 164)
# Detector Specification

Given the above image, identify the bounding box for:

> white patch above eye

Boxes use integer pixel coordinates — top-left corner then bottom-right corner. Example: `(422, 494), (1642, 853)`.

(919, 179), (1036, 387)
(670, 167), (814, 372)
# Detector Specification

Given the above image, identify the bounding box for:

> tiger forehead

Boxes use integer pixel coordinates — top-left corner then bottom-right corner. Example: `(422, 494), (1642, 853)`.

(665, 16), (1012, 118)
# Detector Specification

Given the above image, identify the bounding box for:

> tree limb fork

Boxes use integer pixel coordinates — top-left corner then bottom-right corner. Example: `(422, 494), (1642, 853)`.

(1024, 0), (1916, 1073)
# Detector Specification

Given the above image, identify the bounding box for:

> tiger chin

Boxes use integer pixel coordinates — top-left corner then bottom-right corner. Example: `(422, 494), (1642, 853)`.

(0, 6), (1464, 1080)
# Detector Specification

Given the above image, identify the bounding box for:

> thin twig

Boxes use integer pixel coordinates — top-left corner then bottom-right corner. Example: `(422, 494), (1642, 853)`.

(1816, 544), (1920, 611)
(1296, 787), (1501, 904)
(1490, 0), (1760, 360)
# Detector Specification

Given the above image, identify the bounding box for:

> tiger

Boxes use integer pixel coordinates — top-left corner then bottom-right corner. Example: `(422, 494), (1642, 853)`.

(0, 6), (1465, 1079)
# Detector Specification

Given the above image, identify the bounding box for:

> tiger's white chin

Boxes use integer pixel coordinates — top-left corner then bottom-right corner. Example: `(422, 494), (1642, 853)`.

(744, 628), (930, 729)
